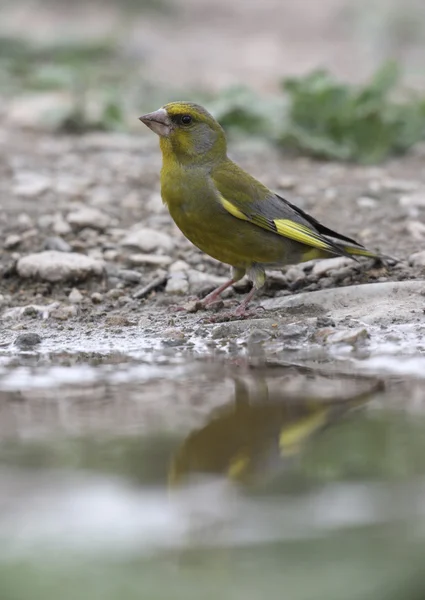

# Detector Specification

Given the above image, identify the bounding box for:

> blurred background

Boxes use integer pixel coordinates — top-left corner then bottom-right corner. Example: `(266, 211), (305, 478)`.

(2, 2), (425, 600)
(1, 0), (425, 132)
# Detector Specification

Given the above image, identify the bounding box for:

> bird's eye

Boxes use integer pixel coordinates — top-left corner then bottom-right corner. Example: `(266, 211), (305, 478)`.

(180, 114), (192, 125)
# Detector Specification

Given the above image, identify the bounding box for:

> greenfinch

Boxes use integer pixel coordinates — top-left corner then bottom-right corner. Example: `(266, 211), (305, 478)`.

(139, 102), (382, 316)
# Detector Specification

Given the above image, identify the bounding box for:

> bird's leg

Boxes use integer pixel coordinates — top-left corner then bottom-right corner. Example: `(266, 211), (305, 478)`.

(234, 265), (266, 318)
(201, 267), (246, 307)
(234, 287), (257, 316)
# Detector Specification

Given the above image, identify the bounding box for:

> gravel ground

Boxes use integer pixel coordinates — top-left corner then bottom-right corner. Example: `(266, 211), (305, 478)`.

(1, 123), (425, 337)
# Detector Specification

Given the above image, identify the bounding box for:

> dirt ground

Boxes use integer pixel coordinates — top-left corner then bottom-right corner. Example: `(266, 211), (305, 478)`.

(1, 0), (425, 336)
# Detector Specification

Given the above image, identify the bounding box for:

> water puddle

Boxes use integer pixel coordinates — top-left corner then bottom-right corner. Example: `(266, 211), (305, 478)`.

(1, 282), (425, 599)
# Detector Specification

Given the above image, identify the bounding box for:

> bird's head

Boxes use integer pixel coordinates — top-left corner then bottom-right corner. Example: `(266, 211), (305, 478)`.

(139, 102), (227, 165)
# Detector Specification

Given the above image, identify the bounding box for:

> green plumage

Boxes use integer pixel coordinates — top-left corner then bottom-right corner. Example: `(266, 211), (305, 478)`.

(139, 101), (383, 315)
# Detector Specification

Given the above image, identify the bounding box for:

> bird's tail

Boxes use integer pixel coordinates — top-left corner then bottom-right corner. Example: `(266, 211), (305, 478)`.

(331, 241), (396, 264)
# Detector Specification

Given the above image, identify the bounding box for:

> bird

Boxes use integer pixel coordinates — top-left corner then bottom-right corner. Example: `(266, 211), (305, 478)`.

(139, 101), (385, 317)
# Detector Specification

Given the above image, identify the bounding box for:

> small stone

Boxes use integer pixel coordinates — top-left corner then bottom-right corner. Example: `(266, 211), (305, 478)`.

(326, 328), (369, 345)
(17, 214), (34, 230)
(312, 257), (353, 277)
(52, 217), (72, 235)
(67, 207), (111, 231)
(105, 315), (134, 327)
(409, 250), (425, 267)
(4, 234), (22, 249)
(17, 251), (104, 282)
(120, 227), (174, 253)
(103, 250), (119, 262)
(381, 178), (419, 193)
(165, 272), (189, 295)
(324, 188), (338, 201)
(246, 329), (271, 343)
(13, 172), (51, 197)
(1, 302), (59, 320)
(146, 192), (165, 214)
(399, 193), (425, 208)
(106, 288), (125, 299)
(68, 288), (83, 303)
(55, 175), (91, 197)
(405, 221), (425, 241)
(116, 269), (141, 284)
(44, 236), (72, 252)
(357, 196), (378, 208)
(276, 175), (297, 190)
(169, 260), (190, 273)
(187, 269), (227, 293)
(285, 266), (305, 283)
(50, 305), (78, 320)
(128, 254), (172, 267)
(14, 332), (42, 348)
(91, 292), (103, 304)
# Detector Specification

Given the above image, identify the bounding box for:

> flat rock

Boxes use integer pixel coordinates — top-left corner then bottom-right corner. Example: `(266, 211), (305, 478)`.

(165, 272), (189, 295)
(120, 227), (174, 253)
(399, 192), (425, 208)
(128, 253), (172, 267)
(14, 332), (42, 348)
(409, 250), (425, 267)
(261, 280), (425, 325)
(67, 208), (112, 231)
(13, 172), (51, 197)
(17, 251), (104, 282)
(312, 256), (353, 277)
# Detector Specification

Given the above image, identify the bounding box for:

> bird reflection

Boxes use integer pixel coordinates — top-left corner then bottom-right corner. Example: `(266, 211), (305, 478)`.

(169, 376), (382, 488)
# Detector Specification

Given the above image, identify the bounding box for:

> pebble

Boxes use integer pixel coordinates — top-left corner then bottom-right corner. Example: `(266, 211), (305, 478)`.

(312, 257), (353, 277)
(52, 217), (72, 235)
(146, 192), (165, 214)
(276, 175), (297, 190)
(399, 192), (425, 209)
(106, 288), (125, 299)
(4, 234), (22, 249)
(120, 227), (174, 253)
(381, 178), (419, 193)
(326, 327), (370, 346)
(356, 196), (378, 209)
(1, 302), (59, 320)
(13, 172), (51, 197)
(68, 288), (83, 303)
(50, 305), (78, 320)
(405, 221), (425, 241)
(408, 250), (425, 267)
(105, 315), (134, 327)
(17, 251), (104, 282)
(14, 332), (42, 348)
(17, 214), (34, 230)
(116, 269), (142, 284)
(91, 292), (103, 304)
(128, 254), (172, 267)
(165, 272), (189, 295)
(169, 260), (190, 273)
(284, 266), (305, 283)
(187, 269), (227, 293)
(44, 236), (72, 252)
(67, 207), (112, 231)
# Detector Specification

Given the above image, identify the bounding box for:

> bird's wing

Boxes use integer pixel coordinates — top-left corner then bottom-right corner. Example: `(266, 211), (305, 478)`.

(211, 162), (371, 257)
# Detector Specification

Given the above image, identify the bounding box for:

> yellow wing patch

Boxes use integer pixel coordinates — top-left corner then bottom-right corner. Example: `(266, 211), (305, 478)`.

(219, 196), (249, 221)
(274, 219), (333, 251)
(219, 197), (337, 252)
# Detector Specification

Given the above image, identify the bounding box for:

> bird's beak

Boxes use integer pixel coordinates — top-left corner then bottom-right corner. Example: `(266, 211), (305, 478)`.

(139, 108), (172, 137)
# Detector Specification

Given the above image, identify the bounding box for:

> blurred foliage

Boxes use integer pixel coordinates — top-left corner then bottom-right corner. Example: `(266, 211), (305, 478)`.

(211, 63), (425, 164)
(0, 35), (133, 132)
(2, 33), (425, 161)
(208, 86), (285, 137)
(280, 62), (425, 163)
